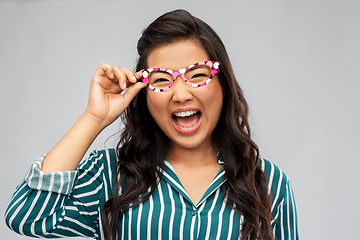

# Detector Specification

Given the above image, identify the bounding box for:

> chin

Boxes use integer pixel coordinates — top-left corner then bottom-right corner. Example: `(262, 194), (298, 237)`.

(169, 133), (211, 150)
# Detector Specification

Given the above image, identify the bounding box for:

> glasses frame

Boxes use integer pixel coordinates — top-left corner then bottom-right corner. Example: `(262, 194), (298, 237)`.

(139, 60), (221, 92)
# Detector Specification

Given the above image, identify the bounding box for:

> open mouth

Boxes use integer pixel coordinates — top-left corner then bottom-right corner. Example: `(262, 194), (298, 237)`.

(172, 110), (201, 134)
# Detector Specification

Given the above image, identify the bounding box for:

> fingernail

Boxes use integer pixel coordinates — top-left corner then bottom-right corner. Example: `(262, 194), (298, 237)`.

(123, 83), (127, 89)
(111, 73), (114, 78)
(132, 75), (136, 82)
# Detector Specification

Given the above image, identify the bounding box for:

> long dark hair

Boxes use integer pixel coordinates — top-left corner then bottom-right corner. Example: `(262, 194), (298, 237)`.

(102, 9), (273, 240)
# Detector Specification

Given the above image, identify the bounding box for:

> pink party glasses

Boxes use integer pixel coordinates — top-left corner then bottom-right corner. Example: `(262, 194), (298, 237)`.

(139, 61), (221, 92)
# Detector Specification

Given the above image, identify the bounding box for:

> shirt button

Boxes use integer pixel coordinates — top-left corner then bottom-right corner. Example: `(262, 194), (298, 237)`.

(192, 209), (197, 216)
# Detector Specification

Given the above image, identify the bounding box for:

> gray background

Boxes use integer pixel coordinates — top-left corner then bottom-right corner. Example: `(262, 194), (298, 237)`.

(1, 1), (359, 239)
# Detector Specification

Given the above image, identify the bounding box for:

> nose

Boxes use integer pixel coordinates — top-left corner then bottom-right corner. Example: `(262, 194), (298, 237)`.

(171, 75), (193, 103)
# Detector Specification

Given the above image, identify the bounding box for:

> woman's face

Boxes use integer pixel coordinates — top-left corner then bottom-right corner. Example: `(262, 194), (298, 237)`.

(146, 40), (223, 152)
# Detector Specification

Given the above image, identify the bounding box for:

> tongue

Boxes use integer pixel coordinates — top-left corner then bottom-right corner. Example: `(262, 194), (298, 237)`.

(175, 113), (199, 128)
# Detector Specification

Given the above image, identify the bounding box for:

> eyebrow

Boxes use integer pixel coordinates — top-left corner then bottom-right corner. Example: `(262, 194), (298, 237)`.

(185, 64), (208, 73)
(151, 69), (172, 74)
(149, 64), (208, 73)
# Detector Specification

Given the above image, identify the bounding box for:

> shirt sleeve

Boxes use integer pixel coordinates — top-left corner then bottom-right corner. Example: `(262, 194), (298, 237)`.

(261, 158), (299, 240)
(4, 150), (112, 239)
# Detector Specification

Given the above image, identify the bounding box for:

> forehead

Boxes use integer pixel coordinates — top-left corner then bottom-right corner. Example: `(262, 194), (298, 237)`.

(146, 40), (210, 69)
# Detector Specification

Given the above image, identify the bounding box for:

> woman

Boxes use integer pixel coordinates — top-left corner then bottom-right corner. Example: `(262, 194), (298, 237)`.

(5, 9), (299, 240)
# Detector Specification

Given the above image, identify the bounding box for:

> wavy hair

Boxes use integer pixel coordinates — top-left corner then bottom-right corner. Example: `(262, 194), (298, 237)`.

(102, 9), (273, 240)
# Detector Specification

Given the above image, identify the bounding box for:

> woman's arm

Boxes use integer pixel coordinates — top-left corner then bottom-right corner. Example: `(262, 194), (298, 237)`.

(5, 63), (146, 238)
(5, 149), (116, 238)
(262, 158), (299, 240)
(41, 63), (146, 173)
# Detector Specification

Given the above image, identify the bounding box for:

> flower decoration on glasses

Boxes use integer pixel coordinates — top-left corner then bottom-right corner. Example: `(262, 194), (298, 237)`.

(139, 61), (221, 92)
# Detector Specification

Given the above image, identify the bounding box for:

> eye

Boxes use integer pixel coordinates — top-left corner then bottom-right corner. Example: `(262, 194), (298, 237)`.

(154, 78), (171, 83)
(186, 65), (211, 82)
(149, 71), (173, 86)
(191, 73), (208, 79)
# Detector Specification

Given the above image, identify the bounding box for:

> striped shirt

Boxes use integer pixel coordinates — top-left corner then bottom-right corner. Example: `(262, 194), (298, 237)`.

(5, 148), (299, 239)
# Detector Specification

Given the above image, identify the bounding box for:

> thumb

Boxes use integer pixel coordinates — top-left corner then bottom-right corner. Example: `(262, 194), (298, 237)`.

(121, 82), (147, 108)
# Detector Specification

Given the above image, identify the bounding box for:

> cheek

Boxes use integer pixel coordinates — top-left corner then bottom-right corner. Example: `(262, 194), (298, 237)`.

(207, 94), (223, 119)
(146, 92), (167, 121)
(146, 94), (157, 117)
(202, 82), (224, 125)
(205, 80), (223, 110)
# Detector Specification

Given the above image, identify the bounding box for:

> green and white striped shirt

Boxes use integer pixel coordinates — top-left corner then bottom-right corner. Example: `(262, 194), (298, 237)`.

(5, 149), (299, 239)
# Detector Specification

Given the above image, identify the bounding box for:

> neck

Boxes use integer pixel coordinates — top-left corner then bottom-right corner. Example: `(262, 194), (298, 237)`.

(167, 142), (218, 166)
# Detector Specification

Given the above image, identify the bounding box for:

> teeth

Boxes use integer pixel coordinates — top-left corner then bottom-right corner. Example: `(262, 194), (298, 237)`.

(173, 110), (197, 117)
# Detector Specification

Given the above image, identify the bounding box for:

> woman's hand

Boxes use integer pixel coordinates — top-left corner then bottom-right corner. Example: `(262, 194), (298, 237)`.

(84, 63), (147, 130)
(41, 63), (146, 173)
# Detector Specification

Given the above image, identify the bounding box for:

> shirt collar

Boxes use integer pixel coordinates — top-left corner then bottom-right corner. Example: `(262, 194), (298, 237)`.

(160, 158), (227, 208)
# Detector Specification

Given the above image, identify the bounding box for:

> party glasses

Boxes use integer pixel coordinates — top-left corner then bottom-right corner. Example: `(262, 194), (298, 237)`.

(139, 61), (221, 92)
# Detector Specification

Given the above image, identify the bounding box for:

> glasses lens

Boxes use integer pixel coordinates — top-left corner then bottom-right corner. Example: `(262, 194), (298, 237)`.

(148, 71), (173, 89)
(184, 65), (212, 85)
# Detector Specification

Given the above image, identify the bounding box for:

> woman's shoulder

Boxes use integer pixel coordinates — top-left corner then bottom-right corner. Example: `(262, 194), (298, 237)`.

(259, 158), (290, 183)
(259, 158), (299, 235)
(259, 158), (292, 203)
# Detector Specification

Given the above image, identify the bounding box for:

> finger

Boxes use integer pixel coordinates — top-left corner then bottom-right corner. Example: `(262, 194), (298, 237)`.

(113, 67), (137, 90)
(119, 67), (137, 84)
(112, 67), (129, 90)
(134, 71), (143, 82)
(95, 63), (114, 80)
(122, 82), (147, 107)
